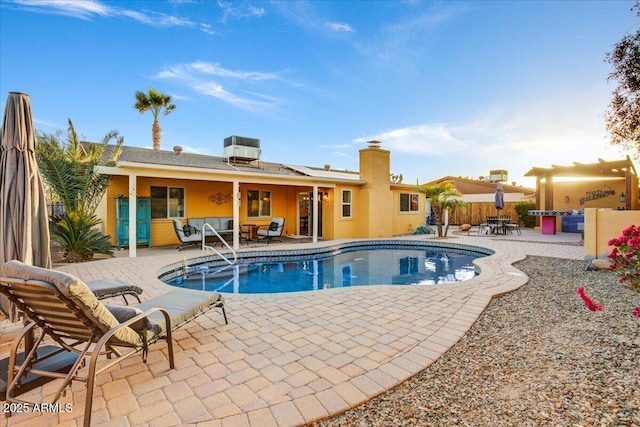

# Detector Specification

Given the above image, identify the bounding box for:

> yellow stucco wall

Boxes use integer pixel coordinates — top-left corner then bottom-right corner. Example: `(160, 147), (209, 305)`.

(584, 208), (640, 259)
(391, 191), (424, 236)
(102, 143), (425, 247)
(537, 178), (633, 230)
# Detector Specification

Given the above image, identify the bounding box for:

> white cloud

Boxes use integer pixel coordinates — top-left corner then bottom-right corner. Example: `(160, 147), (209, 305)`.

(11, 0), (110, 19)
(325, 22), (354, 33)
(155, 61), (284, 112)
(217, 0), (265, 24)
(8, 0), (214, 33)
(356, 104), (631, 187)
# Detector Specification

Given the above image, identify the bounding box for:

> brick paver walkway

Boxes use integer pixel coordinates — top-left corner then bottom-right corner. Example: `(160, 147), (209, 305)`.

(1, 229), (584, 427)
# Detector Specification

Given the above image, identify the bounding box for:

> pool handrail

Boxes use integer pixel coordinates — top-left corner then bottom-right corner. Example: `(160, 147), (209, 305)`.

(201, 223), (237, 265)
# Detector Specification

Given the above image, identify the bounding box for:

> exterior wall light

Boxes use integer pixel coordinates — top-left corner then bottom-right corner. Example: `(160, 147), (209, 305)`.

(620, 193), (626, 203)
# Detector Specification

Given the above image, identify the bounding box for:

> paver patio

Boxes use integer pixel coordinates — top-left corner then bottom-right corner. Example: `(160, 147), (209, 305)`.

(0, 229), (584, 427)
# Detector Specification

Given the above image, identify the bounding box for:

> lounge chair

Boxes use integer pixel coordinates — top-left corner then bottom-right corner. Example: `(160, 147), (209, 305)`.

(86, 278), (143, 304)
(256, 217), (285, 244)
(173, 219), (203, 250)
(0, 260), (227, 427)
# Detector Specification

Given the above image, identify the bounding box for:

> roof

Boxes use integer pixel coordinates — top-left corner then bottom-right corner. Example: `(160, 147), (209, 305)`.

(101, 145), (364, 182)
(423, 176), (535, 195)
(524, 157), (637, 178)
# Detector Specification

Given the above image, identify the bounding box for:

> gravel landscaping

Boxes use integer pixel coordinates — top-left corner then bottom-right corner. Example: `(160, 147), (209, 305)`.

(314, 256), (640, 427)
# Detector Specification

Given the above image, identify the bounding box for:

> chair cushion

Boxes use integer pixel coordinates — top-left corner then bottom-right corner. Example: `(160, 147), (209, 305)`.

(134, 289), (224, 335)
(104, 304), (162, 338)
(86, 279), (143, 299)
(187, 218), (206, 232)
(1, 260), (143, 346)
(205, 216), (220, 231)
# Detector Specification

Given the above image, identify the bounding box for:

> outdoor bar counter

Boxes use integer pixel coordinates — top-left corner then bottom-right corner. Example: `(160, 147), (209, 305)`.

(528, 210), (580, 235)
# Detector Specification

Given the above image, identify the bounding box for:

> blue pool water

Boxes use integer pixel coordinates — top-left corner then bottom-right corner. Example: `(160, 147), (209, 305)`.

(166, 246), (482, 294)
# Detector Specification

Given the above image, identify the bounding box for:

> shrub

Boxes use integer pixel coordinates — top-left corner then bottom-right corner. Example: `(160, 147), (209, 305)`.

(608, 224), (640, 293)
(50, 212), (115, 263)
(514, 202), (536, 228)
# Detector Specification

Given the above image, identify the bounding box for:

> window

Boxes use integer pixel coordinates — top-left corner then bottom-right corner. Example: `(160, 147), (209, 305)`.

(151, 186), (185, 219)
(400, 193), (419, 212)
(341, 190), (352, 218)
(247, 190), (271, 217)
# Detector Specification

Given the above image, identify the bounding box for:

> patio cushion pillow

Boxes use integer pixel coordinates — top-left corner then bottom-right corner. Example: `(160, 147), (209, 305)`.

(183, 225), (196, 237)
(269, 221), (279, 231)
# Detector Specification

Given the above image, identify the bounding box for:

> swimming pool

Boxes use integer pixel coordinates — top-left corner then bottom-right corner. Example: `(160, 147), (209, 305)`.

(163, 241), (491, 294)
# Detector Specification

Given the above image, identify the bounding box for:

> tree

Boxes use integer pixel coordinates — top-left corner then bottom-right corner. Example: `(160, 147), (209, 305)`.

(418, 181), (465, 238)
(604, 4), (640, 158)
(36, 119), (123, 262)
(37, 119), (123, 217)
(134, 88), (176, 150)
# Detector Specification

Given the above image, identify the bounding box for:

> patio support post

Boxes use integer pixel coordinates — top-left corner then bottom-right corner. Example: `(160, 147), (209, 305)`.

(233, 181), (240, 250)
(129, 175), (138, 258)
(128, 174), (137, 258)
(312, 185), (318, 243)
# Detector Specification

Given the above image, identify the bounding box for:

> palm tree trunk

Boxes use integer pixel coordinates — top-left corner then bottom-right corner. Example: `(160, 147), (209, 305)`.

(152, 119), (161, 150)
(433, 203), (443, 237)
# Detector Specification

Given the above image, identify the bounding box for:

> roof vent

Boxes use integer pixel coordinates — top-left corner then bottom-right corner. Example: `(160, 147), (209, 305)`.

(173, 146), (182, 155)
(324, 164), (331, 170)
(224, 135), (261, 163)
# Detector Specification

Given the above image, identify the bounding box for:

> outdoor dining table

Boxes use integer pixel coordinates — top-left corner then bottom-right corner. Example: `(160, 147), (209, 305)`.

(486, 216), (510, 235)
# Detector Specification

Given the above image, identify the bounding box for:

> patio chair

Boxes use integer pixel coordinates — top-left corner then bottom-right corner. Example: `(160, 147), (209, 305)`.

(506, 216), (522, 235)
(475, 215), (488, 235)
(0, 260), (227, 427)
(173, 219), (202, 250)
(256, 217), (285, 244)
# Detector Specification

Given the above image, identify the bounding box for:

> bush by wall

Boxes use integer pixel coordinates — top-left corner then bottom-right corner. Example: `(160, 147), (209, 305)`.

(515, 202), (536, 228)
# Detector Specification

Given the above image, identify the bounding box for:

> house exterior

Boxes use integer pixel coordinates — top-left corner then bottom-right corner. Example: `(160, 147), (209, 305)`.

(95, 140), (425, 256)
(421, 176), (535, 225)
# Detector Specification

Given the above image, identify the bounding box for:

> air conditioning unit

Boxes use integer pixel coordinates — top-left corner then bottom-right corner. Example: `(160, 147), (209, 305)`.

(223, 136), (261, 162)
(488, 169), (508, 183)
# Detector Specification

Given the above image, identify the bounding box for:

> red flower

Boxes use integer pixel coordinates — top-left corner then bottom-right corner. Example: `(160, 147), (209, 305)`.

(633, 307), (640, 318)
(577, 287), (603, 312)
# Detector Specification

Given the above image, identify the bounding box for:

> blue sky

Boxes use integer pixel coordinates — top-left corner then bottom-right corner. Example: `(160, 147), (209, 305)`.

(1, 0), (638, 188)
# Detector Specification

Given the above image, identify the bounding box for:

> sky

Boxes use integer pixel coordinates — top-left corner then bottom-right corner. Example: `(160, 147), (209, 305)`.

(1, 0), (639, 189)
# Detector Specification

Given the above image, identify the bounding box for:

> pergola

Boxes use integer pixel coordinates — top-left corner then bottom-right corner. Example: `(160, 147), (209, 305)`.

(524, 157), (638, 211)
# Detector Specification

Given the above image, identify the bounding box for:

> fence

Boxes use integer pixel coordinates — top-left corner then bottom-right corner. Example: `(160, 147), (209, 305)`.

(448, 202), (519, 226)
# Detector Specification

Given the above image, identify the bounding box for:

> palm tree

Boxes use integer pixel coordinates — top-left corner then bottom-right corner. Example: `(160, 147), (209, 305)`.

(37, 119), (123, 217)
(36, 119), (123, 261)
(418, 181), (465, 238)
(134, 88), (176, 150)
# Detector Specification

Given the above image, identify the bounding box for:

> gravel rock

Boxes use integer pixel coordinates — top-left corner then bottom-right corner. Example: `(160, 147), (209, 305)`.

(312, 256), (640, 427)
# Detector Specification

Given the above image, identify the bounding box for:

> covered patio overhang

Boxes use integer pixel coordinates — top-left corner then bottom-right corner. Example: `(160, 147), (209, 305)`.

(95, 162), (366, 257)
(524, 157), (639, 212)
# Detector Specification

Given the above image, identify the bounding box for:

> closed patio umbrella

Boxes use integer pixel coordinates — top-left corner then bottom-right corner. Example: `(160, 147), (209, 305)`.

(0, 92), (52, 321)
(495, 183), (505, 212)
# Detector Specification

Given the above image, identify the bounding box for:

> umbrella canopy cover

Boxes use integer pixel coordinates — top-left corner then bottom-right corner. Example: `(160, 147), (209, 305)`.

(0, 92), (52, 321)
(495, 183), (505, 211)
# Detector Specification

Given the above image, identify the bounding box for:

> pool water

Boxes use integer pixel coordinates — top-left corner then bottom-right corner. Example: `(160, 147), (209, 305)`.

(167, 248), (479, 294)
